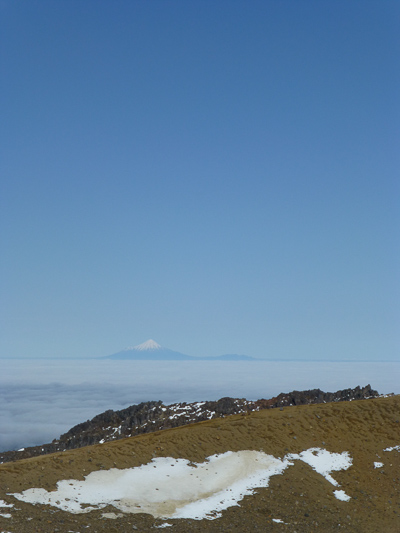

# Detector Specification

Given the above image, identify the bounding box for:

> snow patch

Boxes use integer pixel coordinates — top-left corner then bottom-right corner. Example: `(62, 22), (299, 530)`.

(384, 444), (400, 452)
(0, 501), (13, 509)
(11, 451), (288, 519)
(334, 490), (351, 502)
(286, 448), (352, 487)
(11, 448), (353, 520)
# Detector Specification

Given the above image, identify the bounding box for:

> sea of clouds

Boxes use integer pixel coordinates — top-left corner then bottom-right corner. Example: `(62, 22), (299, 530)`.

(1, 359), (398, 452)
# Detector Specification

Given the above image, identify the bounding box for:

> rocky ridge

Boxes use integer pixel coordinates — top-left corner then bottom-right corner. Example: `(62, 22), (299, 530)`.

(0, 384), (379, 464)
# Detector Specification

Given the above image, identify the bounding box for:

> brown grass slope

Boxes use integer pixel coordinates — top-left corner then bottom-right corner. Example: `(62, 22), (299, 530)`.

(0, 395), (399, 532)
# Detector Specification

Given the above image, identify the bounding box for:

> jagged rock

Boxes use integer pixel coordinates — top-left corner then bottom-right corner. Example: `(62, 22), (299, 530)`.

(258, 384), (379, 409)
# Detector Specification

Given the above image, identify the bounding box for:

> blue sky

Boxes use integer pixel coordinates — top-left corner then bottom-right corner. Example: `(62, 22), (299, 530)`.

(1, 0), (399, 360)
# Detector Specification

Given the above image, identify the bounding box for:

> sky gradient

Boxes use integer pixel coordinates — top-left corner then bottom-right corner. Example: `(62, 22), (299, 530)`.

(1, 0), (399, 360)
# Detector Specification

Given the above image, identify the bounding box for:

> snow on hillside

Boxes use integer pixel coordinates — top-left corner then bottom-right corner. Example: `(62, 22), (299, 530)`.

(11, 447), (352, 520)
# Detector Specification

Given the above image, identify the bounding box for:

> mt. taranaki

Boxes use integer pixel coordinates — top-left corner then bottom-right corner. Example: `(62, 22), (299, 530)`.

(104, 339), (257, 361)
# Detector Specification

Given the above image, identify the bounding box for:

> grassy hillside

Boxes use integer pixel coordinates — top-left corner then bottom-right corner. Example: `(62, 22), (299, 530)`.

(0, 395), (399, 532)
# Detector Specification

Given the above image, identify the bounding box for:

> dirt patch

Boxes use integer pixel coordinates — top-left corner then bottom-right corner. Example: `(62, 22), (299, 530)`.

(0, 395), (399, 532)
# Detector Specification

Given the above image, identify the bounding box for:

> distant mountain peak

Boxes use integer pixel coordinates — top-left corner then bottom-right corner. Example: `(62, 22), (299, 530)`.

(104, 341), (260, 361)
(132, 339), (162, 351)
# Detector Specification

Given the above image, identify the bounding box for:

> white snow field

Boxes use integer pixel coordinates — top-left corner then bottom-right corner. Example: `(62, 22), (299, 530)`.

(11, 447), (352, 520)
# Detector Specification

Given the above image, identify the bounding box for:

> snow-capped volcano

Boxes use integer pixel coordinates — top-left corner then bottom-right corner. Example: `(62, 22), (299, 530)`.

(106, 340), (195, 361)
(131, 339), (162, 351)
(104, 340), (258, 361)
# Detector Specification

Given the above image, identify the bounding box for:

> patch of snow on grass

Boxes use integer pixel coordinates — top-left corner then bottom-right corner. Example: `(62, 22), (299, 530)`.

(11, 451), (289, 519)
(334, 490), (351, 502)
(10, 447), (354, 519)
(287, 448), (352, 487)
(384, 444), (400, 452)
(0, 501), (13, 508)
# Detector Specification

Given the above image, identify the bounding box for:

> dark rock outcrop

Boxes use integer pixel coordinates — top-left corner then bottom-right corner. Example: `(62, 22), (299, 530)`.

(255, 384), (379, 409)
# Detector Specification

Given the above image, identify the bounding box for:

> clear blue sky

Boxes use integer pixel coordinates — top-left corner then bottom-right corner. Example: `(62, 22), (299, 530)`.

(1, 0), (399, 360)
